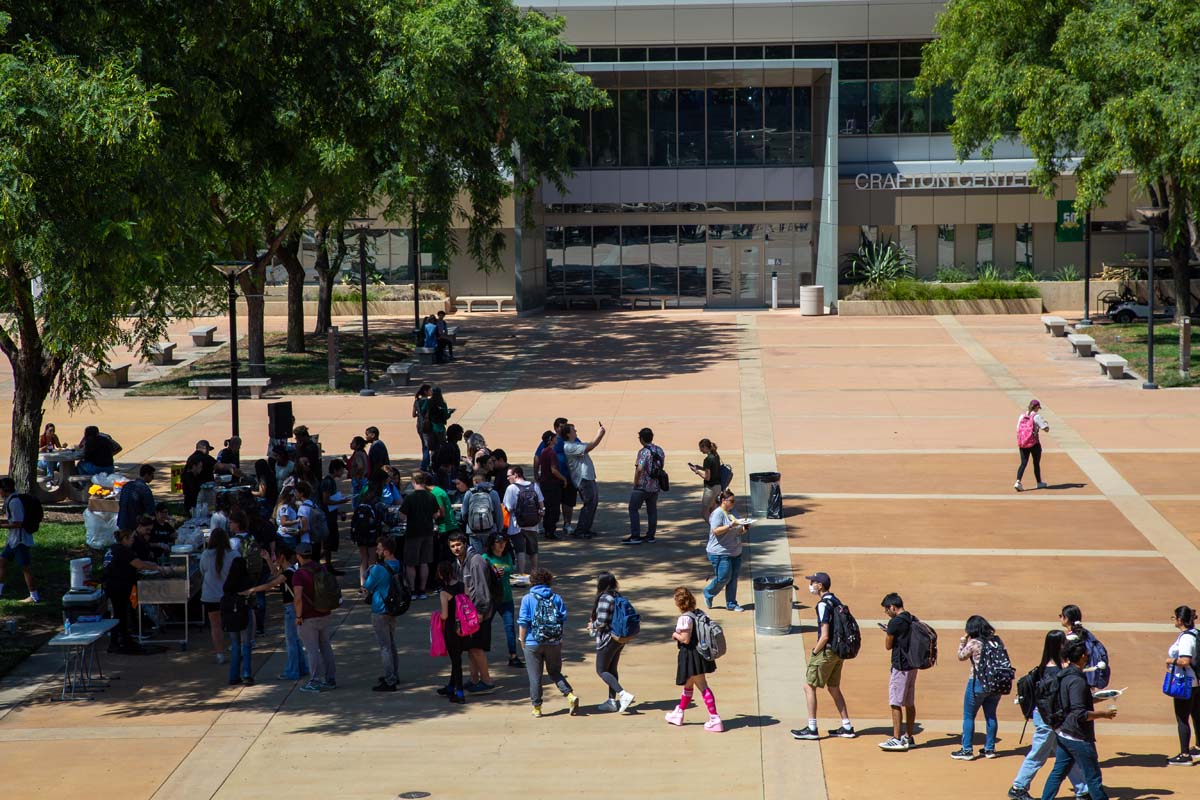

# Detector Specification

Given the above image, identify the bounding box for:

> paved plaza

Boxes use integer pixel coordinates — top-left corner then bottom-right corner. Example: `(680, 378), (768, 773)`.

(1, 310), (1199, 799)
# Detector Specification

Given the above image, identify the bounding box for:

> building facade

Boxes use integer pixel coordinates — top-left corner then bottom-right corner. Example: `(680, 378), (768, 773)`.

(444, 0), (1151, 311)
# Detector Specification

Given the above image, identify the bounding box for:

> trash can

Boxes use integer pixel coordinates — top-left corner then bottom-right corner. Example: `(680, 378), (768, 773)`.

(748, 471), (783, 519)
(800, 285), (824, 316)
(753, 576), (795, 635)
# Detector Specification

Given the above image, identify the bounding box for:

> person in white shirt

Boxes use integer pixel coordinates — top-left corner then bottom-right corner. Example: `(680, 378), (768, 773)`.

(0, 478), (38, 603)
(1014, 398), (1050, 492)
(1167, 605), (1200, 766)
(502, 465), (544, 573)
(562, 422), (605, 538)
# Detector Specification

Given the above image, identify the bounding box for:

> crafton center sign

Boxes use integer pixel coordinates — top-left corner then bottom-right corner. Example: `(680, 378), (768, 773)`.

(853, 172), (1031, 190)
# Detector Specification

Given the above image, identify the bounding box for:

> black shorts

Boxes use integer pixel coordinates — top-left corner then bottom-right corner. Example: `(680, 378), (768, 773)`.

(464, 614), (493, 652)
(203, 601), (222, 615)
(561, 484), (578, 507)
(403, 534), (435, 566)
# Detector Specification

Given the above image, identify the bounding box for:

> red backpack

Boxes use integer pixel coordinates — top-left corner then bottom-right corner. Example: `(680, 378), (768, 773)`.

(1017, 414), (1039, 449)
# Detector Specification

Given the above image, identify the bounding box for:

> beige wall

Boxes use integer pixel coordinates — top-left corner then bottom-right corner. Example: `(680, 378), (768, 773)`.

(445, 230), (518, 300)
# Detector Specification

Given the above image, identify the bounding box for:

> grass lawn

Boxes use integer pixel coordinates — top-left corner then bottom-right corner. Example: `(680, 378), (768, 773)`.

(128, 331), (413, 396)
(0, 521), (88, 678)
(1089, 322), (1200, 388)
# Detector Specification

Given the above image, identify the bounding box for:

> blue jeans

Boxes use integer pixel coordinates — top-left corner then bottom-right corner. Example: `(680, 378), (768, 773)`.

(962, 678), (1000, 752)
(628, 489), (658, 538)
(228, 613), (254, 682)
(351, 477), (368, 509)
(281, 604), (309, 679)
(703, 553), (742, 607)
(1040, 737), (1106, 800)
(497, 600), (517, 656)
(1013, 709), (1085, 792)
(419, 435), (431, 471)
(78, 462), (105, 476)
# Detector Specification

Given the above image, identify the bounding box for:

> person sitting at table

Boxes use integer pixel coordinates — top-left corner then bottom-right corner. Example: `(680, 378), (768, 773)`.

(117, 464), (156, 533)
(216, 437), (242, 477)
(106, 528), (168, 654)
(77, 425), (122, 476)
(151, 503), (177, 548)
(37, 423), (61, 479)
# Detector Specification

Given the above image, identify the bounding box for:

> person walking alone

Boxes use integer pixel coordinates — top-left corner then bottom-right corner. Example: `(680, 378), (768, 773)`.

(1015, 399), (1049, 492)
(625, 428), (664, 544)
(1165, 605), (1200, 766)
(588, 572), (636, 713)
(702, 490), (748, 612)
(518, 568), (579, 718)
(665, 587), (722, 732)
(689, 439), (723, 522)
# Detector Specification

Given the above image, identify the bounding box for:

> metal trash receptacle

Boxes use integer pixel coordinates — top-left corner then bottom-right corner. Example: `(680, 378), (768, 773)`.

(748, 471), (782, 518)
(753, 576), (794, 635)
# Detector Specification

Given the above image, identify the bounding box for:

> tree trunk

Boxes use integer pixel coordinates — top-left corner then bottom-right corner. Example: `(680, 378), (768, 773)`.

(8, 351), (51, 494)
(278, 231), (306, 353)
(1166, 179), (1196, 322)
(239, 261), (268, 379)
(313, 224), (334, 336)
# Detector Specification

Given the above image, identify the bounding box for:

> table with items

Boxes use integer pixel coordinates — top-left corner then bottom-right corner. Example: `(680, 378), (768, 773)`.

(46, 619), (119, 701)
(135, 549), (201, 649)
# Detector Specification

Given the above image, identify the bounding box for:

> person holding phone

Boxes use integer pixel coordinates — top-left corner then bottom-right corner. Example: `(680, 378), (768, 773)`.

(562, 422), (606, 539)
(702, 489), (748, 612)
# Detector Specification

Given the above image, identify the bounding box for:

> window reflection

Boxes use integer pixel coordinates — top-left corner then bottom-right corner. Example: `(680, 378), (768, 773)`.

(764, 87), (792, 165)
(592, 90), (618, 167)
(650, 225), (678, 295)
(736, 87), (764, 165)
(620, 89), (648, 167)
(649, 89), (676, 167)
(593, 226), (621, 297)
(564, 226), (592, 294)
(620, 226), (650, 295)
(839, 81), (868, 135)
(678, 89), (705, 166)
(707, 88), (735, 165)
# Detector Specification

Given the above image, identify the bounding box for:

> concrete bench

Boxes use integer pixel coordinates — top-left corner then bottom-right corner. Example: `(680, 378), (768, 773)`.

(1067, 334), (1096, 357)
(95, 363), (131, 388)
(189, 325), (218, 347)
(414, 347), (438, 365)
(67, 475), (93, 504)
(149, 342), (176, 365)
(563, 294), (602, 309)
(456, 295), (514, 313)
(385, 362), (414, 387)
(1040, 316), (1068, 337)
(188, 377), (271, 399)
(1095, 353), (1128, 380)
(622, 295), (674, 310)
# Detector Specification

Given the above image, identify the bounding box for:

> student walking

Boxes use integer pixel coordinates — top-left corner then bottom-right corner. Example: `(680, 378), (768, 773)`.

(483, 533), (523, 668)
(588, 572), (636, 713)
(517, 568), (578, 717)
(1015, 399), (1050, 491)
(665, 587), (722, 732)
(1038, 640), (1117, 800)
(0, 478), (40, 603)
(791, 572), (855, 740)
(625, 427), (664, 544)
(1008, 630), (1086, 800)
(364, 535), (403, 692)
(689, 439), (724, 522)
(878, 593), (918, 751)
(702, 490), (748, 612)
(1166, 605), (1200, 766)
(951, 615), (1005, 760)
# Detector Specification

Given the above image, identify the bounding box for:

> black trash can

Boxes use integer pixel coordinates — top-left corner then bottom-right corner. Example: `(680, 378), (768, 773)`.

(748, 471), (782, 519)
(752, 576), (794, 635)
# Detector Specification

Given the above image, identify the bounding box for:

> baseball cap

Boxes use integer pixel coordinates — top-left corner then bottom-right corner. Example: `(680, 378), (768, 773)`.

(804, 572), (831, 588)
(1029, 398), (1041, 409)
(196, 439), (213, 452)
(296, 543), (314, 557)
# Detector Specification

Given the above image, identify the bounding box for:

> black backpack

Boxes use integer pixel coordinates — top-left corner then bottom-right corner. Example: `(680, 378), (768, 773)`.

(904, 615), (938, 670)
(827, 596), (862, 659)
(973, 636), (1016, 695)
(380, 563), (411, 617)
(1034, 669), (1070, 728)
(1016, 666), (1043, 721)
(646, 446), (670, 492)
(9, 494), (43, 534)
(350, 502), (383, 545)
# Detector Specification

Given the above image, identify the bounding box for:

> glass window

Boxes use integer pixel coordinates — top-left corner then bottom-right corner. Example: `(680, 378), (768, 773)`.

(839, 81), (868, 135)
(931, 83), (954, 133)
(678, 89), (705, 166)
(650, 225), (678, 295)
(869, 80), (899, 134)
(707, 46), (734, 60)
(679, 225), (707, 304)
(591, 48), (617, 62)
(707, 88), (735, 165)
(869, 59), (899, 79)
(620, 226), (650, 295)
(564, 226), (592, 295)
(593, 226), (620, 297)
(592, 90), (619, 167)
(937, 224), (956, 269)
(677, 46), (705, 61)
(649, 89), (676, 167)
(765, 45), (792, 60)
(736, 45), (764, 60)
(900, 59), (922, 79)
(976, 224), (993, 267)
(563, 48), (587, 64)
(735, 87), (764, 165)
(545, 226), (565, 297)
(794, 87), (812, 132)
(1016, 223), (1034, 268)
(839, 42), (868, 59)
(648, 47), (675, 62)
(900, 41), (928, 58)
(619, 89), (648, 167)
(764, 87), (792, 165)
(898, 225), (917, 262)
(795, 43), (836, 59)
(619, 47), (647, 63)
(568, 107), (588, 169)
(840, 60), (868, 80)
(860, 225), (879, 244)
(899, 80), (929, 134)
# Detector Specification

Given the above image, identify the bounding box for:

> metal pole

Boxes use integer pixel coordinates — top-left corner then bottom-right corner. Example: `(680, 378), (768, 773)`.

(227, 274), (241, 437)
(411, 200), (421, 344)
(358, 229), (375, 396)
(1079, 211), (1092, 326)
(1144, 225), (1158, 390)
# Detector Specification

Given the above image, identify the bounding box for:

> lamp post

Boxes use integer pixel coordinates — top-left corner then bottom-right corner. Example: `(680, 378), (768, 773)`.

(210, 261), (254, 437)
(1133, 206), (1168, 390)
(347, 217), (376, 396)
(409, 200), (421, 345)
(1079, 211), (1093, 327)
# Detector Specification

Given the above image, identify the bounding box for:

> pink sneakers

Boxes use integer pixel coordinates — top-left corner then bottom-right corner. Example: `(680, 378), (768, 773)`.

(704, 715), (724, 733)
(664, 708), (685, 726)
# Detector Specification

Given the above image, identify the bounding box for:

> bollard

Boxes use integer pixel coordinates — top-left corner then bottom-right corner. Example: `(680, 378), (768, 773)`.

(328, 326), (339, 390)
(1182, 318), (1192, 379)
(771, 271), (778, 310)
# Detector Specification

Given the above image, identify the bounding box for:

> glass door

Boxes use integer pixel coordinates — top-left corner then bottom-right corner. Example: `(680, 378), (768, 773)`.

(707, 241), (764, 307)
(707, 243), (734, 305)
(737, 243), (764, 305)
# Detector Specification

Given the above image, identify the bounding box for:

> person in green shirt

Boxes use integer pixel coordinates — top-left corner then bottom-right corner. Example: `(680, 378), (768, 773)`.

(429, 482), (458, 536)
(483, 532), (522, 667)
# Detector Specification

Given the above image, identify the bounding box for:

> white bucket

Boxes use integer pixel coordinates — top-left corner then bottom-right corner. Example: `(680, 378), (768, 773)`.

(69, 558), (92, 590)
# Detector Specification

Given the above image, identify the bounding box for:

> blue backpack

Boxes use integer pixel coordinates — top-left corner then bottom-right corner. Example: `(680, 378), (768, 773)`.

(610, 595), (641, 643)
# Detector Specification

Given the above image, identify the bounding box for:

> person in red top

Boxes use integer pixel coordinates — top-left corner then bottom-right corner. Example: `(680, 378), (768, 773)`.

(293, 544), (336, 693)
(536, 431), (565, 540)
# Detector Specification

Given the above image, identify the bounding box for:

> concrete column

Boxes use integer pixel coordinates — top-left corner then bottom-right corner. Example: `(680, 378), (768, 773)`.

(512, 144), (546, 315)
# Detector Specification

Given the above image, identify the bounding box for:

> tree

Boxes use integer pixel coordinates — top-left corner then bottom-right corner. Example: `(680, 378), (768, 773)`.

(312, 222), (350, 336)
(0, 20), (211, 491)
(919, 0), (1200, 321)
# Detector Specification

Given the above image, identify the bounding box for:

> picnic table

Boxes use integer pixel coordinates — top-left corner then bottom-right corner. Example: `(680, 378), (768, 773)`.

(36, 449), (84, 504)
(46, 619), (118, 701)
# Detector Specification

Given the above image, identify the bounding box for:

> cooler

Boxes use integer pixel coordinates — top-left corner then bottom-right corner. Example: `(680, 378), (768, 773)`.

(62, 587), (107, 623)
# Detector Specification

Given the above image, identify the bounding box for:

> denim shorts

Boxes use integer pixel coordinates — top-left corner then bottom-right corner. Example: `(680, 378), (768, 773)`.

(1, 544), (31, 568)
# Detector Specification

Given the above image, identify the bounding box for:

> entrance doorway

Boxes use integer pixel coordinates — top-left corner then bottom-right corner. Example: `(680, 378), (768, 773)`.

(706, 241), (765, 307)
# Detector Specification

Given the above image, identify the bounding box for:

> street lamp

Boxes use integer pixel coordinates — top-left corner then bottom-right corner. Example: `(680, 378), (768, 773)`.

(1133, 206), (1169, 390)
(210, 261), (254, 437)
(346, 217), (376, 396)
(1079, 211), (1093, 327)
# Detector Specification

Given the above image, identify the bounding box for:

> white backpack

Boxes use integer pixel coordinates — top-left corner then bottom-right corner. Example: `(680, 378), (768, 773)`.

(466, 487), (495, 533)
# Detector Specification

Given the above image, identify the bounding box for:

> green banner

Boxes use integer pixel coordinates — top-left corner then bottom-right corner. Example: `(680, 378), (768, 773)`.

(1056, 200), (1083, 242)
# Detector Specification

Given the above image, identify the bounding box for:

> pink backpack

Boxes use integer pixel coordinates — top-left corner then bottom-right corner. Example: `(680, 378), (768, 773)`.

(1017, 414), (1039, 449)
(455, 593), (481, 636)
(429, 613), (447, 657)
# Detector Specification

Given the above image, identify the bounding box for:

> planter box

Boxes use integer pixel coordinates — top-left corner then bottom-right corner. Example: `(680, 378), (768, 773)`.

(236, 298), (451, 317)
(838, 298), (1042, 316)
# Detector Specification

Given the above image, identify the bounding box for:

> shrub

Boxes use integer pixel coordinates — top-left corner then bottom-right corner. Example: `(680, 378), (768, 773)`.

(976, 263), (1003, 282)
(849, 279), (1040, 302)
(842, 239), (914, 286)
(1053, 264), (1081, 282)
(934, 266), (972, 283)
(1013, 265), (1036, 282)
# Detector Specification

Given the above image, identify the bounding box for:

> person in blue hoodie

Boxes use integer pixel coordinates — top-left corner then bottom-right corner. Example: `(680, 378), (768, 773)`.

(364, 535), (403, 692)
(517, 567), (579, 717)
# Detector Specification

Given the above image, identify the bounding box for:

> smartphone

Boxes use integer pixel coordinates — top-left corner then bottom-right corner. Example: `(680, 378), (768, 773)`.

(688, 463), (700, 470)
(876, 622), (888, 632)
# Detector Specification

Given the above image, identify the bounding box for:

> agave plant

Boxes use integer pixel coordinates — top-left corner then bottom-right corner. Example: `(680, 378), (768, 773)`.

(976, 263), (1003, 282)
(1053, 264), (1081, 282)
(843, 238), (914, 286)
(1013, 265), (1036, 282)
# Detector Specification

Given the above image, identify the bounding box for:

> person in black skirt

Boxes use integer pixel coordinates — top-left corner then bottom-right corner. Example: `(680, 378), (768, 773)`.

(665, 587), (723, 732)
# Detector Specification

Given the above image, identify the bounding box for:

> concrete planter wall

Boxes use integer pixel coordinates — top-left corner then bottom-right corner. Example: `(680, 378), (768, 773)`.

(838, 298), (1043, 316)
(236, 298), (452, 317)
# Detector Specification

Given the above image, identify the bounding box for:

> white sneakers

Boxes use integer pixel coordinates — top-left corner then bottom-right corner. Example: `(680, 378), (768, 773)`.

(596, 699), (619, 712)
(1037, 481), (1048, 489)
(617, 690), (636, 712)
(1014, 481), (1023, 492)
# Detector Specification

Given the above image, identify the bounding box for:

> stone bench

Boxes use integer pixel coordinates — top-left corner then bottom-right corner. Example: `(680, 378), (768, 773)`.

(95, 363), (131, 388)
(385, 362), (414, 387)
(1066, 334), (1095, 357)
(456, 295), (514, 313)
(188, 377), (271, 399)
(1095, 353), (1128, 380)
(414, 347), (438, 365)
(149, 342), (176, 365)
(189, 325), (218, 347)
(622, 294), (675, 310)
(563, 294), (602, 309)
(1040, 315), (1068, 337)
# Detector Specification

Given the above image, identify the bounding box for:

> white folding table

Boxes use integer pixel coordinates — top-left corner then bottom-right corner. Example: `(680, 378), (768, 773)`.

(45, 619), (118, 701)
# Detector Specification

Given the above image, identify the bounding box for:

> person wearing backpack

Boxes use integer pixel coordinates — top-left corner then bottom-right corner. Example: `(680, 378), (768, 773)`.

(951, 615), (1009, 760)
(792, 572), (855, 741)
(435, 560), (469, 704)
(625, 428), (665, 545)
(703, 490), (749, 613)
(502, 465), (544, 574)
(363, 535), (403, 692)
(1008, 630), (1087, 800)
(588, 572), (636, 713)
(0, 478), (40, 604)
(294, 544), (337, 693)
(449, 532), (495, 694)
(241, 543), (309, 681)
(688, 439), (723, 523)
(350, 475), (387, 591)
(1014, 398), (1050, 492)
(461, 469), (503, 557)
(1038, 640), (1116, 800)
(483, 533), (523, 668)
(878, 593), (920, 752)
(221, 552), (256, 686)
(665, 587), (722, 732)
(517, 567), (579, 717)
(1060, 604), (1111, 692)
(1165, 605), (1200, 767)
